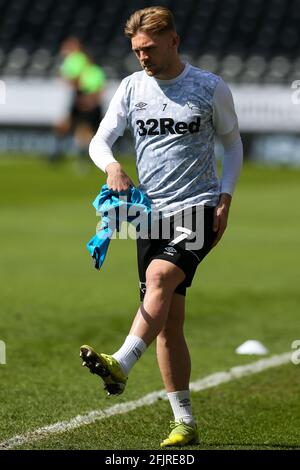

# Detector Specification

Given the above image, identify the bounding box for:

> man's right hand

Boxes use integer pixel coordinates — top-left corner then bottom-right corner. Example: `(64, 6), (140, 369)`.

(105, 162), (134, 192)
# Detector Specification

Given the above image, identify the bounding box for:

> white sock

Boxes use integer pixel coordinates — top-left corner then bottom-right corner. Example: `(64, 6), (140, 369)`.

(112, 334), (147, 376)
(167, 390), (195, 426)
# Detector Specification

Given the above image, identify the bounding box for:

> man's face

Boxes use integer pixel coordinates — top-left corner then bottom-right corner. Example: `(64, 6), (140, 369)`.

(61, 38), (81, 56)
(131, 30), (178, 78)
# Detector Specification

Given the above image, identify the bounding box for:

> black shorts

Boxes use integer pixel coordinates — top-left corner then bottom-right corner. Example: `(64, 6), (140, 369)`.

(70, 104), (102, 133)
(136, 205), (217, 300)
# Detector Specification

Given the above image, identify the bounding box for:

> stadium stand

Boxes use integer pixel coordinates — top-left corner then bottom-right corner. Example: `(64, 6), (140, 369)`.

(0, 0), (299, 83)
(1, 0), (300, 163)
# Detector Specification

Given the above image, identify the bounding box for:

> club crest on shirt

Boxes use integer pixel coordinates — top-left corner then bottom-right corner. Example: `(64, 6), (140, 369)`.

(135, 102), (148, 111)
(186, 101), (201, 112)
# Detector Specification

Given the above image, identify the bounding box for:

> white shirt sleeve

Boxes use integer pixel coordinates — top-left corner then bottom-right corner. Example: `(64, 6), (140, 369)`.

(212, 79), (243, 195)
(213, 79), (238, 135)
(89, 79), (128, 172)
(219, 126), (243, 195)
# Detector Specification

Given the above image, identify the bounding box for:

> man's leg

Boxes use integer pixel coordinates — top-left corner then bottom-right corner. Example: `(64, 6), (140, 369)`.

(156, 293), (190, 392)
(112, 259), (186, 375)
(128, 259), (185, 344)
(50, 118), (71, 162)
(80, 259), (185, 393)
(156, 293), (198, 447)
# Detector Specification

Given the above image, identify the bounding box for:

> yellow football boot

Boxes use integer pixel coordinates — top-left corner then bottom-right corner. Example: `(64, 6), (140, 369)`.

(160, 420), (199, 447)
(80, 345), (127, 396)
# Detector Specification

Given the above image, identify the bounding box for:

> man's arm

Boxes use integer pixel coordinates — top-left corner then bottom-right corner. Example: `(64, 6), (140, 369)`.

(88, 79), (133, 191)
(212, 127), (243, 247)
(212, 134), (243, 249)
(89, 127), (133, 191)
(105, 162), (134, 192)
(212, 80), (243, 247)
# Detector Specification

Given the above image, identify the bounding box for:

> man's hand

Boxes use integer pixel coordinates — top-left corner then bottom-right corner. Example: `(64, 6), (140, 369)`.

(105, 162), (134, 192)
(212, 193), (232, 247)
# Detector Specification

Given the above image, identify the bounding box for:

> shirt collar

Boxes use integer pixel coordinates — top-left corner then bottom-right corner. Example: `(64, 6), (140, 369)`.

(147, 62), (190, 86)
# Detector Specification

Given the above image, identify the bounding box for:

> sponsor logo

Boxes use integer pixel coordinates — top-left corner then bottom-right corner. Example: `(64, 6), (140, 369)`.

(135, 102), (147, 111)
(164, 246), (177, 253)
(136, 117), (201, 136)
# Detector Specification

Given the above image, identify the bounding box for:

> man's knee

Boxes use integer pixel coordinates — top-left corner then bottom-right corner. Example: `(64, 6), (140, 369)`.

(145, 260), (185, 292)
(145, 269), (167, 290)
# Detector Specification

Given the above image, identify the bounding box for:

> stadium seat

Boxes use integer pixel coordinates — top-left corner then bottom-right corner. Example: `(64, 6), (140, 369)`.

(196, 54), (219, 74)
(25, 49), (53, 77)
(0, 0), (298, 83)
(289, 57), (300, 83)
(263, 56), (292, 84)
(219, 54), (243, 82)
(240, 55), (267, 83)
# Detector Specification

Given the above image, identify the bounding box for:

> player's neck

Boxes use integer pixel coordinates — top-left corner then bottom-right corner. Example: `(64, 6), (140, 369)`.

(154, 58), (185, 81)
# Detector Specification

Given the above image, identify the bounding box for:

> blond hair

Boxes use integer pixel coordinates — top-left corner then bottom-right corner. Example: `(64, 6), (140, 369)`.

(124, 6), (176, 38)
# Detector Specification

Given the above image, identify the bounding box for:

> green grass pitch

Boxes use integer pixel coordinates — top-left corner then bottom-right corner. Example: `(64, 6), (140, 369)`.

(0, 156), (299, 449)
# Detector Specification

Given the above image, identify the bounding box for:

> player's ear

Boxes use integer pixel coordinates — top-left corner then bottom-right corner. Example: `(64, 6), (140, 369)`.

(171, 32), (180, 49)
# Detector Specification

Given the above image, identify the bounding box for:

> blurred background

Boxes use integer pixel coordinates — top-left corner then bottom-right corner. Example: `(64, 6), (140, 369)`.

(0, 0), (300, 162)
(0, 0), (300, 450)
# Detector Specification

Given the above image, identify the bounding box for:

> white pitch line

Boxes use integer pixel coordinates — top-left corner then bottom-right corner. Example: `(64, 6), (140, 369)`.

(0, 352), (291, 450)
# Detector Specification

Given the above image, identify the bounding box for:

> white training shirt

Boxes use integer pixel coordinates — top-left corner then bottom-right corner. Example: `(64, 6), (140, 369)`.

(90, 62), (242, 213)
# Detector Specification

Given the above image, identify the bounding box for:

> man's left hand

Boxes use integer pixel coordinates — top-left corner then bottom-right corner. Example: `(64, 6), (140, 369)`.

(212, 193), (232, 247)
